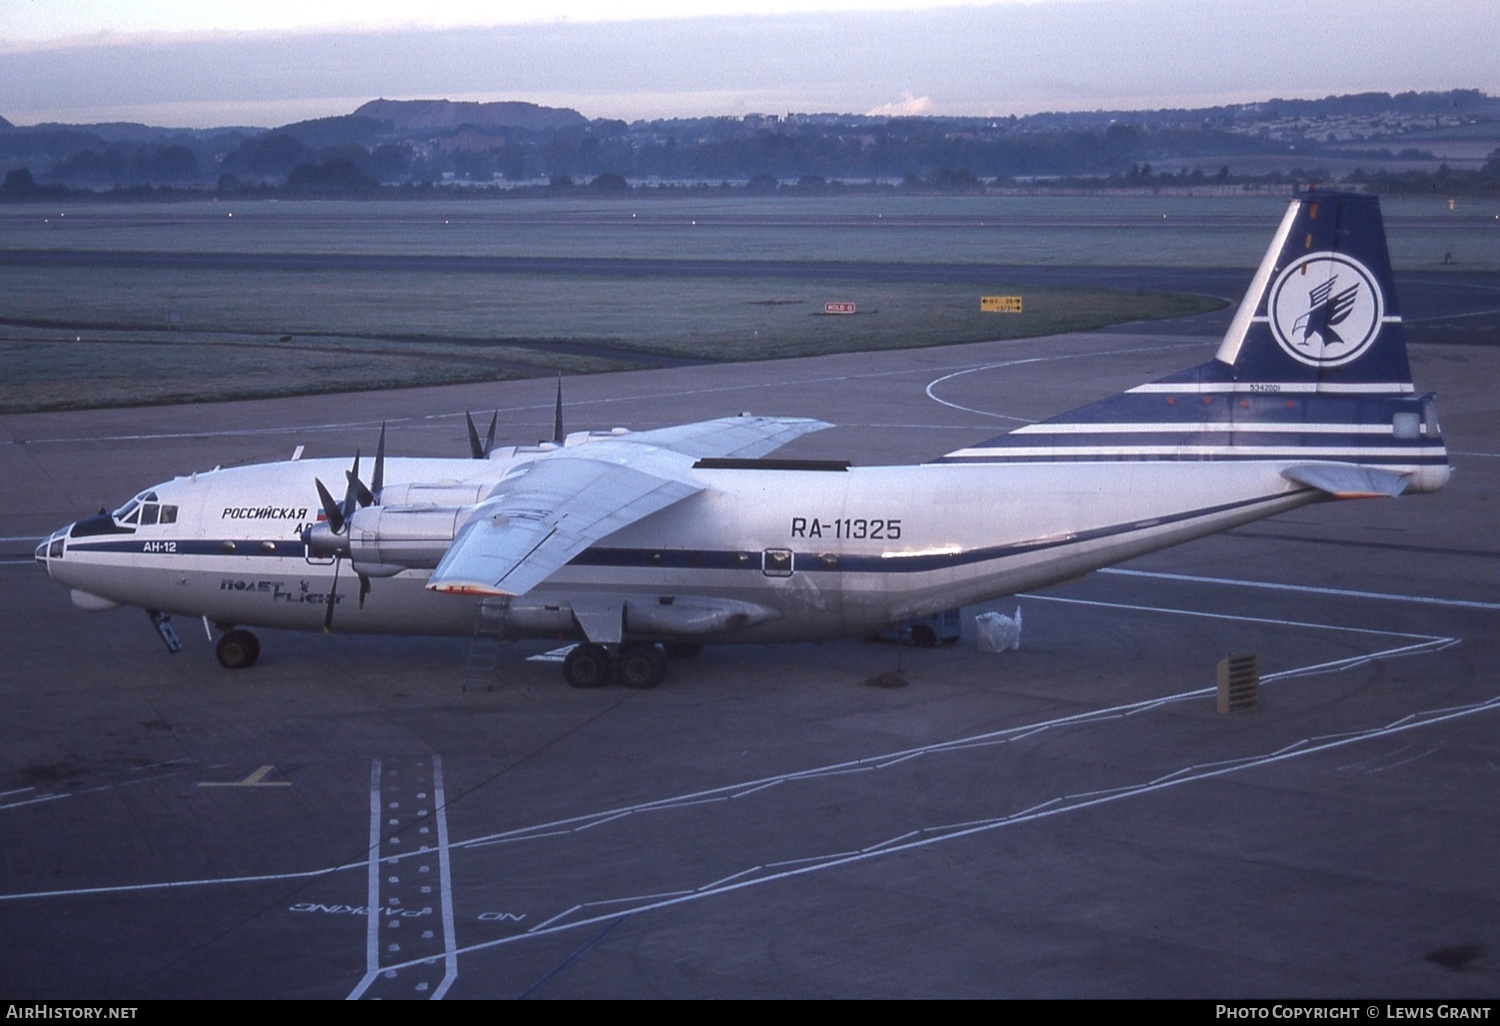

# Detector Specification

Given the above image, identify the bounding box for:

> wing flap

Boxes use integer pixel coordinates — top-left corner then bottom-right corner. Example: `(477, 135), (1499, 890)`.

(428, 455), (700, 596)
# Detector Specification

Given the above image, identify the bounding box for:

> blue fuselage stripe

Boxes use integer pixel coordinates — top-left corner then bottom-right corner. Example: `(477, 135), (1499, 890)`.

(61, 491), (1293, 578)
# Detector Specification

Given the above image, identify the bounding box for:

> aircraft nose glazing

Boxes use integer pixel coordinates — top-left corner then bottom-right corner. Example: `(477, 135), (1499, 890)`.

(35, 526), (69, 576)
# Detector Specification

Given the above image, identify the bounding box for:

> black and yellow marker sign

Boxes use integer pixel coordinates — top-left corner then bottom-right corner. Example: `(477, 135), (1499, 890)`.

(981, 296), (1023, 313)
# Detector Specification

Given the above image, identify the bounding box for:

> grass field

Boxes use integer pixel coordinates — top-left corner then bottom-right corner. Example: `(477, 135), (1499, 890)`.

(0, 266), (1219, 411)
(11, 191), (1489, 411)
(4, 194), (1494, 268)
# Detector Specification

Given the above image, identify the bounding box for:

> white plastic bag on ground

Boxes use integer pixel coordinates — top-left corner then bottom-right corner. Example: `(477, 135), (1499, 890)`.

(974, 607), (1022, 653)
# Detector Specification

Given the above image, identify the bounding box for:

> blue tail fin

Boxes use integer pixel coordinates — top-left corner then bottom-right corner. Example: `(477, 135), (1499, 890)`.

(937, 192), (1450, 493)
(1157, 190), (1411, 394)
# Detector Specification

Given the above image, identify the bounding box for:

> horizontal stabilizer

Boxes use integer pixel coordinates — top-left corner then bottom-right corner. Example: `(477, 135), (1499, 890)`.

(1281, 463), (1408, 499)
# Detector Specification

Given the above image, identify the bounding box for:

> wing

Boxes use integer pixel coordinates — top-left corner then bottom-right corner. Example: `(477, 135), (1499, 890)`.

(426, 416), (830, 597)
(621, 414), (831, 459)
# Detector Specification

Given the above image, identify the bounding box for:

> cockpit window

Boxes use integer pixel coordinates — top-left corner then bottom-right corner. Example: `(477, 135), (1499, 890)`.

(140, 503), (160, 526)
(112, 491), (159, 524)
(159, 504), (178, 525)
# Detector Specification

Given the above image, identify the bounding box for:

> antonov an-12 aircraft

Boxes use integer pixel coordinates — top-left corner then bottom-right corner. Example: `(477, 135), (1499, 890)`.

(36, 192), (1450, 688)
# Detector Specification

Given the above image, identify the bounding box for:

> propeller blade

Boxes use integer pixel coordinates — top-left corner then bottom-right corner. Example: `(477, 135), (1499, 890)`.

(314, 478), (344, 535)
(347, 469), (375, 509)
(341, 448), (362, 520)
(553, 374), (565, 444)
(358, 573), (371, 609)
(371, 422), (386, 498)
(466, 410), (484, 459)
(324, 559), (341, 633)
(485, 411), (498, 455)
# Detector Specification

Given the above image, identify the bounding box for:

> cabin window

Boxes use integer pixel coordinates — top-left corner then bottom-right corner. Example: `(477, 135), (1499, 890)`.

(762, 549), (793, 577)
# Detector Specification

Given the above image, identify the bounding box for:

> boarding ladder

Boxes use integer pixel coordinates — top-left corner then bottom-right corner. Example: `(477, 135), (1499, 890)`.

(462, 597), (510, 690)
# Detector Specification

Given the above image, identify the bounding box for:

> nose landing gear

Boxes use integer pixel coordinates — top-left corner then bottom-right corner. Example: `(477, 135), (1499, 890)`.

(215, 628), (261, 669)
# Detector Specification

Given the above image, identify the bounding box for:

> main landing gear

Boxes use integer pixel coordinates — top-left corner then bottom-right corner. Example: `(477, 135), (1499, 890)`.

(215, 628), (261, 669)
(563, 641), (669, 690)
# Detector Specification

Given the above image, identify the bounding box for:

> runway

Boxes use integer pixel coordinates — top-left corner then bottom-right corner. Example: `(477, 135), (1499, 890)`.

(1, 317), (1497, 997)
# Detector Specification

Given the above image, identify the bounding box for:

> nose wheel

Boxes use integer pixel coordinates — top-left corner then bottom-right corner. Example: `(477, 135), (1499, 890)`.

(215, 628), (261, 669)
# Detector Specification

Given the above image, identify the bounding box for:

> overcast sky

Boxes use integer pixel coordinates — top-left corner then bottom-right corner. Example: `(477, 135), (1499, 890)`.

(1, 0), (1495, 128)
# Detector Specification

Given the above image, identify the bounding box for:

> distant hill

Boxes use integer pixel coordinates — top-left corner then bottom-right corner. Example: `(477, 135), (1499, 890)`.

(2, 89), (1497, 196)
(353, 99), (586, 132)
(275, 115), (394, 149)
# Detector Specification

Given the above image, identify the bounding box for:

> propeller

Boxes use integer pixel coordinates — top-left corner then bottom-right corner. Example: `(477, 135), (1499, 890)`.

(303, 424), (387, 632)
(466, 409), (497, 459)
(553, 374), (565, 445)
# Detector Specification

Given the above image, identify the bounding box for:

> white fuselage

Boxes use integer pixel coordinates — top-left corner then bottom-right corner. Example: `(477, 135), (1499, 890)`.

(40, 451), (1328, 643)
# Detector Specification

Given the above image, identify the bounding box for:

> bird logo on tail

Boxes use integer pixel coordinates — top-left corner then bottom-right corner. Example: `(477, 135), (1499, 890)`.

(1268, 253), (1383, 368)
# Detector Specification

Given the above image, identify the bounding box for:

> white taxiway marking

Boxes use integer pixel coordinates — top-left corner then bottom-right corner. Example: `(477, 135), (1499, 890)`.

(0, 597), (1480, 1002)
(383, 682), (1494, 975)
(1, 762), (196, 812)
(349, 758), (384, 1001)
(1407, 305), (1500, 323)
(433, 755), (458, 1001)
(7, 336), (1203, 448)
(1098, 566), (1500, 611)
(1, 594), (1461, 910)
(348, 756), (458, 1001)
(1, 355), (1016, 447)
(923, 341), (1201, 421)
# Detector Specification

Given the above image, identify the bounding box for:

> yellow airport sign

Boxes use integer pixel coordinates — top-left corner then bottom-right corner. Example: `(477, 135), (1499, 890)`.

(981, 295), (1023, 313)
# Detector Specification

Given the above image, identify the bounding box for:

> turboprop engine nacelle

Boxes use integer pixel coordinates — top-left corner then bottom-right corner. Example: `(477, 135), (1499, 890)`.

(302, 505), (472, 577)
(376, 482), (491, 507)
(347, 505), (468, 576)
